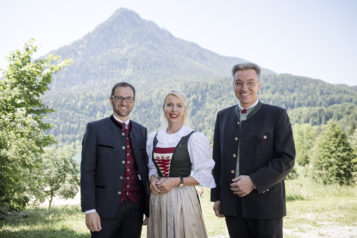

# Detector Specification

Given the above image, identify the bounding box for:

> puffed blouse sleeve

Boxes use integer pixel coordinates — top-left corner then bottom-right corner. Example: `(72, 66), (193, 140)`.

(188, 132), (216, 188)
(146, 132), (158, 179)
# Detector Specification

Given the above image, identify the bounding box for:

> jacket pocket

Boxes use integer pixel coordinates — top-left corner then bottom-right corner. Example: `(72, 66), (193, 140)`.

(95, 184), (105, 188)
(257, 130), (273, 141)
(97, 144), (114, 149)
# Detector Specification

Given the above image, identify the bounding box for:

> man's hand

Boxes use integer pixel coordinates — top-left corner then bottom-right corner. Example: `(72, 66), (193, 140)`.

(213, 201), (225, 218)
(85, 212), (102, 232)
(230, 175), (254, 197)
(142, 215), (148, 225)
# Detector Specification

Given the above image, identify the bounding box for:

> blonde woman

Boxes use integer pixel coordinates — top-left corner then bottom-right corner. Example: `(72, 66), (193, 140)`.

(146, 89), (215, 238)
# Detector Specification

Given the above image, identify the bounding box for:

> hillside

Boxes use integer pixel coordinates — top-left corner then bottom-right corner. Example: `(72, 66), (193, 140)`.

(40, 8), (357, 145)
(44, 73), (357, 144)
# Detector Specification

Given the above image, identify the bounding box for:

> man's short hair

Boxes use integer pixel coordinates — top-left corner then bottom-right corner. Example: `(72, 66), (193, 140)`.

(111, 82), (136, 97)
(232, 62), (261, 80)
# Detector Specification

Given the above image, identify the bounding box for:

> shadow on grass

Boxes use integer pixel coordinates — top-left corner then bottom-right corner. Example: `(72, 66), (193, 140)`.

(286, 194), (305, 201)
(0, 205), (81, 226)
(0, 205), (89, 238)
(0, 228), (88, 238)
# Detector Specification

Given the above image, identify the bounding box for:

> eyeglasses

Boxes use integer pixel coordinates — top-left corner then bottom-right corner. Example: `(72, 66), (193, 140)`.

(234, 81), (259, 88)
(111, 95), (135, 103)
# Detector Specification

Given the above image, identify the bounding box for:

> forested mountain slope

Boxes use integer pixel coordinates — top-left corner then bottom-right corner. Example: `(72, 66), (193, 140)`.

(40, 8), (356, 145)
(44, 73), (357, 144)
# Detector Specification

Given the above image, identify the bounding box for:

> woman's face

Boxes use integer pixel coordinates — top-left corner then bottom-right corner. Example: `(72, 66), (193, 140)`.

(163, 95), (186, 125)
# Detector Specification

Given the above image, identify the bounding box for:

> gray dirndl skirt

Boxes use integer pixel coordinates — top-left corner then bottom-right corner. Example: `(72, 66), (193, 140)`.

(147, 185), (208, 238)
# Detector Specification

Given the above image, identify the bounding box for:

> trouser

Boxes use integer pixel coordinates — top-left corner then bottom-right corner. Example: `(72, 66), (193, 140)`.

(92, 199), (145, 238)
(225, 215), (283, 238)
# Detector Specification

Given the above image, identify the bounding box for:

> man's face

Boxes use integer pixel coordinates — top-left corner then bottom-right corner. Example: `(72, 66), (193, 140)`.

(110, 86), (135, 120)
(233, 69), (261, 108)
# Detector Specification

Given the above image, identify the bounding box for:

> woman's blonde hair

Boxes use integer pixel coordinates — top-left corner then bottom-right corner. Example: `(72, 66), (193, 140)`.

(162, 89), (190, 125)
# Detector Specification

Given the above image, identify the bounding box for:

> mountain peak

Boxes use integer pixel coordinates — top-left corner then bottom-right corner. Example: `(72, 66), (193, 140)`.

(51, 8), (248, 90)
(95, 7), (148, 35)
(106, 8), (143, 26)
(111, 8), (140, 18)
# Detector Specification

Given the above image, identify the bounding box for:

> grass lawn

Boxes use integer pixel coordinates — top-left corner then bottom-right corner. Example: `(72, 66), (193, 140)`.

(1, 175), (356, 238)
(284, 176), (357, 238)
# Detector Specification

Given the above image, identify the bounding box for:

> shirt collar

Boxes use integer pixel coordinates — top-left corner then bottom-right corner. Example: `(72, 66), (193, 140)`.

(238, 98), (259, 111)
(158, 125), (192, 138)
(112, 114), (130, 126)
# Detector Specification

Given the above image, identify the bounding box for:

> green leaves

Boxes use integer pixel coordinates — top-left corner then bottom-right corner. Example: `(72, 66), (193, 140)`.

(293, 124), (318, 166)
(34, 147), (79, 212)
(0, 40), (71, 211)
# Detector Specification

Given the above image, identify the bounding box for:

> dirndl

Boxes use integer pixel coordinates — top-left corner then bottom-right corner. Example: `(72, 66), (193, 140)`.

(147, 185), (208, 238)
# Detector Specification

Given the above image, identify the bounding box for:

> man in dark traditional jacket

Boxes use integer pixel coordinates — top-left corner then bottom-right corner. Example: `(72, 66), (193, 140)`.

(211, 63), (295, 238)
(81, 82), (149, 238)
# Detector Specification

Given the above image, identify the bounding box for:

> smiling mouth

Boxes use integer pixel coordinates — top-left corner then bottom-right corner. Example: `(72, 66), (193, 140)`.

(169, 114), (178, 119)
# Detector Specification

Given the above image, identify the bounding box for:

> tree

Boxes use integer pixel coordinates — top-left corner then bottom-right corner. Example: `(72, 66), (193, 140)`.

(36, 147), (79, 212)
(0, 40), (71, 210)
(293, 124), (318, 166)
(349, 128), (357, 182)
(312, 121), (357, 185)
(349, 128), (357, 153)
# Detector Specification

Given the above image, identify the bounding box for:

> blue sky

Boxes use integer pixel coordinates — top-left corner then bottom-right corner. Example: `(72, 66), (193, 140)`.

(1, 0), (356, 85)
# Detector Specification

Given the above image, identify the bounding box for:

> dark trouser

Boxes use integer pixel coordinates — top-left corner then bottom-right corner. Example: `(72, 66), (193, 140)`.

(225, 215), (283, 238)
(92, 199), (144, 238)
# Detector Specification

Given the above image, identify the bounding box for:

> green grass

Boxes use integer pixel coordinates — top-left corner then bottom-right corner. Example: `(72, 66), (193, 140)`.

(1, 175), (356, 238)
(284, 175), (357, 238)
(0, 206), (88, 238)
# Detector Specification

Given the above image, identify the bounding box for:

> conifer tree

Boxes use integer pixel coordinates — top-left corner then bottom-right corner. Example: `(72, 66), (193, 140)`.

(313, 121), (357, 185)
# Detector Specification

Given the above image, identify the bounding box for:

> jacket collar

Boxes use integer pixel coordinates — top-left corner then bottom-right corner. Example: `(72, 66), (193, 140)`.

(234, 101), (262, 120)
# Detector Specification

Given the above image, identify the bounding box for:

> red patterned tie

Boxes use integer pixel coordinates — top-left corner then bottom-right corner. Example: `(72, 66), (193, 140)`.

(241, 109), (247, 114)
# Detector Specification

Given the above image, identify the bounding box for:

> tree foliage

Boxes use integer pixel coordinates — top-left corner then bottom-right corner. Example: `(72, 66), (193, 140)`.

(349, 128), (357, 154)
(42, 73), (357, 147)
(35, 147), (79, 212)
(292, 124), (319, 166)
(0, 40), (70, 210)
(312, 121), (357, 185)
